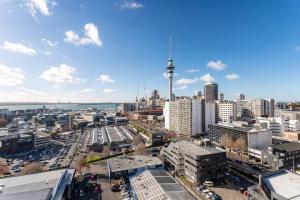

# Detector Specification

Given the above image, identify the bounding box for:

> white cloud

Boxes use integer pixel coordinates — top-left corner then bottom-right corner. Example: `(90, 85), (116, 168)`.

(207, 60), (226, 70)
(97, 74), (115, 83)
(67, 88), (95, 96)
(41, 38), (58, 47)
(40, 64), (85, 84)
(200, 73), (215, 83)
(175, 78), (199, 86)
(103, 88), (117, 93)
(42, 50), (52, 55)
(24, 0), (56, 17)
(2, 41), (36, 56)
(177, 85), (187, 90)
(0, 64), (25, 86)
(79, 88), (95, 93)
(64, 23), (102, 46)
(120, 0), (143, 9)
(15, 87), (47, 96)
(226, 74), (240, 80)
(185, 68), (200, 73)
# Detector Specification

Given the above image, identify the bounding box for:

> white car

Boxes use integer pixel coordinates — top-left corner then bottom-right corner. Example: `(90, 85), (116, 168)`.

(79, 190), (84, 196)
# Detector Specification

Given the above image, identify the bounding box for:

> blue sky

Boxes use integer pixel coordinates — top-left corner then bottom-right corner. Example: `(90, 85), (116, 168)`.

(0, 0), (300, 102)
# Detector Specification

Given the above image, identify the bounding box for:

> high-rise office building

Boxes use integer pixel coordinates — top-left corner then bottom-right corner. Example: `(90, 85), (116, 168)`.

(251, 99), (275, 117)
(219, 93), (224, 101)
(204, 82), (218, 102)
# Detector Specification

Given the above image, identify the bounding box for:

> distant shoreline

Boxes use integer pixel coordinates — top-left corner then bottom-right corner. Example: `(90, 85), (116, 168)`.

(0, 102), (134, 106)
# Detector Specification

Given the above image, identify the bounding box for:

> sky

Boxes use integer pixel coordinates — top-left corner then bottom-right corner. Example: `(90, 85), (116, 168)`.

(0, 0), (300, 103)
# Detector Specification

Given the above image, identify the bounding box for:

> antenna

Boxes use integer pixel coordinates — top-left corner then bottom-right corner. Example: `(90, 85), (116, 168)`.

(136, 83), (140, 102)
(169, 35), (172, 58)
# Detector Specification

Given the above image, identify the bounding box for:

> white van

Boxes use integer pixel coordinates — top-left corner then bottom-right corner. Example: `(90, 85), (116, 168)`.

(203, 181), (214, 187)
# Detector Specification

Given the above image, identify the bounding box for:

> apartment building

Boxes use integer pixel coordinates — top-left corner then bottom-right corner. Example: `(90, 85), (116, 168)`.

(251, 99), (275, 117)
(164, 98), (202, 136)
(205, 102), (216, 132)
(160, 141), (226, 185)
(217, 101), (237, 122)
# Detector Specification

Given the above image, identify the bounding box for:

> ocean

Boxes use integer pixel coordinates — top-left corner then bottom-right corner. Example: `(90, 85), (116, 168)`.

(0, 103), (120, 111)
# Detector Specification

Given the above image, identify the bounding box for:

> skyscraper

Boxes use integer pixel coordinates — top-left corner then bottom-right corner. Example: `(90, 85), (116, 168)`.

(236, 93), (245, 101)
(166, 37), (175, 101)
(204, 82), (218, 102)
(219, 93), (224, 101)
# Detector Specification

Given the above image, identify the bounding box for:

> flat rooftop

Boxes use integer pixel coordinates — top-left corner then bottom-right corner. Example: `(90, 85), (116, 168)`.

(0, 169), (75, 200)
(272, 142), (300, 152)
(167, 141), (225, 158)
(263, 170), (300, 200)
(107, 155), (163, 173)
(105, 126), (124, 142)
(130, 169), (195, 200)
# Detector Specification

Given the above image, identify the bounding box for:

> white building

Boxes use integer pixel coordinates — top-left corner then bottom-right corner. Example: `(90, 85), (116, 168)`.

(217, 101), (237, 123)
(257, 117), (300, 136)
(248, 128), (273, 149)
(205, 102), (216, 132)
(256, 117), (285, 136)
(287, 119), (300, 132)
(163, 101), (170, 130)
(192, 100), (202, 135)
(165, 98), (202, 136)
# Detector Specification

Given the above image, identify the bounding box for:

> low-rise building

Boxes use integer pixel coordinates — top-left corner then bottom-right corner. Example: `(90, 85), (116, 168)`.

(269, 142), (300, 171)
(208, 123), (272, 151)
(34, 132), (51, 149)
(130, 169), (195, 200)
(0, 169), (75, 200)
(248, 169), (300, 200)
(160, 140), (226, 185)
(150, 131), (165, 146)
(0, 128), (34, 154)
(107, 155), (163, 180)
(283, 131), (300, 141)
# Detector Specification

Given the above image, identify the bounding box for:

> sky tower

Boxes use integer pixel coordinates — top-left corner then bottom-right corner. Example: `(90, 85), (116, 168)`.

(167, 36), (175, 101)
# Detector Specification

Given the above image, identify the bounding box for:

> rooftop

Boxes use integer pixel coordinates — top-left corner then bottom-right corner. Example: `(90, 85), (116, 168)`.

(211, 123), (269, 133)
(107, 155), (163, 173)
(272, 142), (300, 152)
(130, 169), (195, 200)
(263, 170), (300, 200)
(167, 141), (225, 158)
(0, 169), (75, 200)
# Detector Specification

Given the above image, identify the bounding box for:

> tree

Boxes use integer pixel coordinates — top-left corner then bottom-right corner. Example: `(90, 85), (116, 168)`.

(164, 131), (176, 142)
(50, 131), (59, 138)
(235, 137), (247, 160)
(74, 156), (90, 179)
(21, 162), (43, 175)
(0, 119), (7, 128)
(219, 134), (233, 150)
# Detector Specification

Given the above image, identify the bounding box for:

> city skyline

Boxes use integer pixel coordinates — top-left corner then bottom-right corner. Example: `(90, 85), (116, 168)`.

(1, 0), (300, 102)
